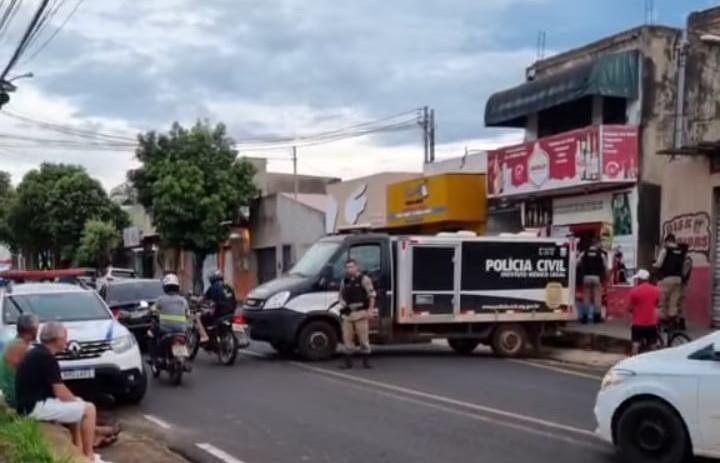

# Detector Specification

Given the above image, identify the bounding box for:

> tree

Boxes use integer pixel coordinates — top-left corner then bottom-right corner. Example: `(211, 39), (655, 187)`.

(129, 121), (257, 289)
(75, 220), (122, 269)
(0, 171), (13, 247)
(7, 163), (129, 268)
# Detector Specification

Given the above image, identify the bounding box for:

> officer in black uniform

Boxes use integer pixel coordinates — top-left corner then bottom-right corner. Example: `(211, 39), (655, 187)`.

(577, 238), (607, 324)
(653, 234), (687, 320)
(338, 259), (376, 369)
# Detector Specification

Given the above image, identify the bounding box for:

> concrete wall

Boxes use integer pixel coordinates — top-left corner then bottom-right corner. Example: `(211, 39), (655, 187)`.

(249, 193), (326, 284)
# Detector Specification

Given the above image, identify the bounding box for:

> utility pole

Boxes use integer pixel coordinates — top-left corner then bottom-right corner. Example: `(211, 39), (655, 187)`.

(292, 145), (298, 200)
(421, 106), (429, 164)
(429, 108), (435, 163)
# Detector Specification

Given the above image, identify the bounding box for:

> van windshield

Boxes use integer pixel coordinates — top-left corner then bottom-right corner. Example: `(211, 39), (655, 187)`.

(289, 242), (341, 277)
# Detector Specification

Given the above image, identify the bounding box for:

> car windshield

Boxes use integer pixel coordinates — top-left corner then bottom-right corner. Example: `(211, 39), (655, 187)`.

(106, 281), (163, 305)
(289, 242), (341, 277)
(6, 292), (111, 323)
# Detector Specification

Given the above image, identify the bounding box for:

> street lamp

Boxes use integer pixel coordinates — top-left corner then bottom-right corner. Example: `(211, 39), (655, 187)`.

(8, 72), (33, 82)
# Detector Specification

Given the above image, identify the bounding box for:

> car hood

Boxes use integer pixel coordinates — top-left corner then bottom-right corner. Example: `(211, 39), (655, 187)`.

(247, 275), (309, 299)
(62, 319), (127, 342)
(614, 334), (716, 375)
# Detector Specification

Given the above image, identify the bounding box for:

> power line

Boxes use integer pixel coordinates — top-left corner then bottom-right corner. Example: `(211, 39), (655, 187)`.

(22, 0), (83, 65)
(0, 0), (51, 80)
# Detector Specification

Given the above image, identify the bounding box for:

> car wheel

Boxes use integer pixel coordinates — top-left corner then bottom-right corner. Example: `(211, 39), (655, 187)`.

(447, 338), (480, 355)
(120, 372), (148, 405)
(616, 400), (689, 463)
(297, 321), (338, 361)
(491, 324), (528, 358)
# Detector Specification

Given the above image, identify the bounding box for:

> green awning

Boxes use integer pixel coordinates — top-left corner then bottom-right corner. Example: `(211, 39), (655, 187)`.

(484, 50), (640, 127)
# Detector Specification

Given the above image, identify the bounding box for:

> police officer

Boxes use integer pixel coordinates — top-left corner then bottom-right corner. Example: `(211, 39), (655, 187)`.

(338, 259), (376, 369)
(149, 274), (189, 374)
(577, 238), (607, 324)
(653, 234), (687, 320)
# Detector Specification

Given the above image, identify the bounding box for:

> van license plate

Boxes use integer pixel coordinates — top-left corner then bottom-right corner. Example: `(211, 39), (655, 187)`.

(172, 345), (189, 357)
(61, 368), (95, 380)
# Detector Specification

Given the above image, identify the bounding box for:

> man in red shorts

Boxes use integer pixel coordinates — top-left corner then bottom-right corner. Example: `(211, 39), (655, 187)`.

(628, 269), (661, 355)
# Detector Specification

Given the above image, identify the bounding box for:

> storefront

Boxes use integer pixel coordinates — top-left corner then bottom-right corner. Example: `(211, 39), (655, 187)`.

(325, 172), (419, 232)
(385, 173), (488, 233)
(487, 125), (640, 319)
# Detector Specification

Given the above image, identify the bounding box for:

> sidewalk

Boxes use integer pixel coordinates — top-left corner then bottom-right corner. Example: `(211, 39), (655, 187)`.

(554, 319), (714, 353)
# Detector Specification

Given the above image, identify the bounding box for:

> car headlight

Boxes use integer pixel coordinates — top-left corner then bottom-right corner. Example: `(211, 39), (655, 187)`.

(264, 291), (291, 309)
(600, 369), (635, 391)
(111, 335), (136, 353)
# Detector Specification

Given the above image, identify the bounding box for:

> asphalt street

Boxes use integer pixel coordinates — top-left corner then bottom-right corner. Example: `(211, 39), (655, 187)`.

(121, 343), (616, 463)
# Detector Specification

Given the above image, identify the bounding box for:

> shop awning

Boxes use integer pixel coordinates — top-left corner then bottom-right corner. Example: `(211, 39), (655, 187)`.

(484, 50), (640, 127)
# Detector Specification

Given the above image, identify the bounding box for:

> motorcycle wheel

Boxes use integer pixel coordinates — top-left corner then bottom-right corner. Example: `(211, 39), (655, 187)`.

(187, 330), (200, 360)
(169, 359), (184, 386)
(217, 330), (238, 366)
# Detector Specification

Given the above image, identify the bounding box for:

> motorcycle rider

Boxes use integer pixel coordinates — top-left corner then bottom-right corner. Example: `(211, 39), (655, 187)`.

(199, 270), (237, 343)
(148, 274), (190, 374)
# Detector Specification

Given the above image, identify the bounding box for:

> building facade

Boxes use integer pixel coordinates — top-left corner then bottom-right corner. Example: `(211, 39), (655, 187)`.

(484, 26), (681, 321)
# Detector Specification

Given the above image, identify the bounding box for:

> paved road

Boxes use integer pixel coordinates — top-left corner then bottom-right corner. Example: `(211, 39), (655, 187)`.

(124, 344), (616, 463)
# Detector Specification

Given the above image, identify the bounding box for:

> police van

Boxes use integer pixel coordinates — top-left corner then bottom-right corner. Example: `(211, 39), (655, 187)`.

(243, 232), (577, 360)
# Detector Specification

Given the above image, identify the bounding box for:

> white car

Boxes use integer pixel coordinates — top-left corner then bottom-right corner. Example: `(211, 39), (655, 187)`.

(595, 331), (720, 463)
(0, 282), (147, 404)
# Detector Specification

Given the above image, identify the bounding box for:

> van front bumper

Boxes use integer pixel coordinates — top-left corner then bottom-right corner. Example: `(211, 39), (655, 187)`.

(243, 308), (305, 345)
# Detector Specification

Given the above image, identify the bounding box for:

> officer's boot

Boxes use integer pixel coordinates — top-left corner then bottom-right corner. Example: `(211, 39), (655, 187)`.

(361, 354), (372, 369)
(340, 354), (353, 369)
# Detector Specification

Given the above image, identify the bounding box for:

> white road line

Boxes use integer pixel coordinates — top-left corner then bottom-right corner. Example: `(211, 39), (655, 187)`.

(508, 359), (604, 381)
(143, 414), (172, 430)
(290, 361), (597, 439)
(196, 443), (247, 463)
(318, 372), (603, 450)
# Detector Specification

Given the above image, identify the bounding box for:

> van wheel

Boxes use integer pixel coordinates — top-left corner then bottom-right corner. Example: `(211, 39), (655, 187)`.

(491, 324), (528, 358)
(448, 338), (480, 355)
(297, 321), (338, 361)
(616, 400), (689, 463)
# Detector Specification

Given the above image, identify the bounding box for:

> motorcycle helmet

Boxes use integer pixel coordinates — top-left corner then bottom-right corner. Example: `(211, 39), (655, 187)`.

(209, 270), (224, 283)
(162, 273), (180, 292)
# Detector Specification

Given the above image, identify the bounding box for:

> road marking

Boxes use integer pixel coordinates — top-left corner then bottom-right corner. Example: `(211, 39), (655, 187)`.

(508, 359), (604, 381)
(291, 362), (597, 439)
(143, 414), (172, 430)
(318, 372), (605, 450)
(196, 443), (247, 463)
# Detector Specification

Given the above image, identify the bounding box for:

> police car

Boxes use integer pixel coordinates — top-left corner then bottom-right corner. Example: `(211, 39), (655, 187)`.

(0, 282), (147, 404)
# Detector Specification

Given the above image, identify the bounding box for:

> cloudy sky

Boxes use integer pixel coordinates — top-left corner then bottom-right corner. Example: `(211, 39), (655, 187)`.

(0, 0), (713, 189)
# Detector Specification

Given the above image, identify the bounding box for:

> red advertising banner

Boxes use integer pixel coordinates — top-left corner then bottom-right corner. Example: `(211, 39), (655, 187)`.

(487, 125), (638, 198)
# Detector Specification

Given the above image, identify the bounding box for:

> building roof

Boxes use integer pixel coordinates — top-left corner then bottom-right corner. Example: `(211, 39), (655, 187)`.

(280, 193), (332, 213)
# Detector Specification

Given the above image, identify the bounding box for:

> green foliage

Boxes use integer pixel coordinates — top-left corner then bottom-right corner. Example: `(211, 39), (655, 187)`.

(75, 220), (122, 269)
(0, 409), (69, 463)
(129, 121), (257, 257)
(0, 171), (13, 247)
(7, 163), (129, 267)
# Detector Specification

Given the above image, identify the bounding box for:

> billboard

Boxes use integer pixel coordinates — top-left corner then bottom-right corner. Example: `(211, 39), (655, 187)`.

(487, 125), (638, 198)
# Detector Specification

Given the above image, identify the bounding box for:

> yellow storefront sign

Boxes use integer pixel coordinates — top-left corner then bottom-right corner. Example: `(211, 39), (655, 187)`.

(386, 174), (487, 229)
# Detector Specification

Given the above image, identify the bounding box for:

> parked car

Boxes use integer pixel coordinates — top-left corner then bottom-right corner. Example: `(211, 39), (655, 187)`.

(0, 282), (147, 403)
(594, 331), (720, 463)
(99, 278), (164, 343)
(96, 266), (137, 290)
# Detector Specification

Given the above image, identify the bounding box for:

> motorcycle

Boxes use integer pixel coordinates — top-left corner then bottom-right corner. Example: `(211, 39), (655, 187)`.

(186, 296), (249, 366)
(150, 331), (192, 386)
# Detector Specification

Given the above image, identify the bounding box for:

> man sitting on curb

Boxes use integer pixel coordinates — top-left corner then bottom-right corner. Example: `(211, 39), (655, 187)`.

(14, 321), (105, 462)
(0, 315), (119, 450)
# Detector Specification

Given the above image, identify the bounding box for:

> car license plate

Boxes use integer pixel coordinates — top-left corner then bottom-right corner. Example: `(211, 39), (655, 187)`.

(172, 345), (189, 357)
(232, 323), (247, 333)
(61, 368), (95, 381)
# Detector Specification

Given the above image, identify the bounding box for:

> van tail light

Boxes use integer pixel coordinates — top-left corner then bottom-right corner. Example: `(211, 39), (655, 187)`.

(233, 314), (247, 326)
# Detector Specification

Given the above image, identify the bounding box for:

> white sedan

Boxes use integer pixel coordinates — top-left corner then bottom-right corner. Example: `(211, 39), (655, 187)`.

(595, 330), (720, 463)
